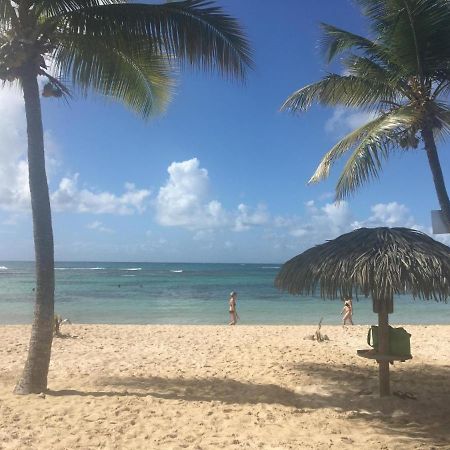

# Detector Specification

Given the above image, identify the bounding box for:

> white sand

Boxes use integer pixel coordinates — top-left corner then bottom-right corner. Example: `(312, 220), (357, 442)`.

(0, 324), (449, 449)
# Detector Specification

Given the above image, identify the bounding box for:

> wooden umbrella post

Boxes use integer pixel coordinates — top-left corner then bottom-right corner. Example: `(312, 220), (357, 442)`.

(378, 300), (390, 397)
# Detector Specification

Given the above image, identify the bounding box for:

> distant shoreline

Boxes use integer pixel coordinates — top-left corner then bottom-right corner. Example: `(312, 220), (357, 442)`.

(1, 261), (449, 326)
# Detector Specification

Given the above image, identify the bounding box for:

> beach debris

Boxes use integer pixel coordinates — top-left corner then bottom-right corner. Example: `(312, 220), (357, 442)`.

(304, 318), (329, 342)
(38, 392), (46, 399)
(42, 81), (63, 98)
(54, 314), (72, 337)
(393, 390), (417, 400)
(356, 389), (373, 396)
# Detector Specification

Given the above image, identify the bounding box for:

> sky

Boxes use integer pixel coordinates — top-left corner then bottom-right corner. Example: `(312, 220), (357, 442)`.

(1, 0), (449, 263)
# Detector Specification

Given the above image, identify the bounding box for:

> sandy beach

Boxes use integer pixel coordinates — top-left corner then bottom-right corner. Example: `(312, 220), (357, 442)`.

(0, 324), (449, 449)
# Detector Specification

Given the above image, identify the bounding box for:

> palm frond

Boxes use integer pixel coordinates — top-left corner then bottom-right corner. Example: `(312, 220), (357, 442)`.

(281, 74), (398, 113)
(362, 0), (450, 78)
(343, 55), (411, 100)
(319, 23), (385, 63)
(355, 0), (389, 28)
(52, 34), (174, 117)
(0, 0), (17, 27)
(36, 0), (123, 18)
(334, 138), (393, 201)
(428, 102), (450, 141)
(432, 80), (450, 101)
(51, 0), (252, 80)
(309, 106), (420, 186)
(332, 107), (423, 200)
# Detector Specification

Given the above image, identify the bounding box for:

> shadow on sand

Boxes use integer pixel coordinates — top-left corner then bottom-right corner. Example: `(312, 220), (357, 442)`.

(53, 333), (79, 340)
(47, 361), (450, 447)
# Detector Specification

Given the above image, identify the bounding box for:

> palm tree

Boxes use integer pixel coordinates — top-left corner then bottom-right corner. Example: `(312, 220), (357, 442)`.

(0, 0), (251, 395)
(281, 0), (450, 228)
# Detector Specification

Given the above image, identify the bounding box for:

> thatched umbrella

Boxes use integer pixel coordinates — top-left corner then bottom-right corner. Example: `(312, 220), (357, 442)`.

(275, 227), (450, 396)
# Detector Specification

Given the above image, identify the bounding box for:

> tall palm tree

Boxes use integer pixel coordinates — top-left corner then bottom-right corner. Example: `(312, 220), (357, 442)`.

(0, 0), (251, 395)
(281, 0), (450, 228)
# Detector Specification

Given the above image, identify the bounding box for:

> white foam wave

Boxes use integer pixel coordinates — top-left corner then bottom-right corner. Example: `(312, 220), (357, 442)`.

(261, 266), (280, 269)
(121, 274), (136, 277)
(55, 267), (105, 270)
(120, 268), (142, 271)
(170, 270), (183, 273)
(0, 266), (8, 270)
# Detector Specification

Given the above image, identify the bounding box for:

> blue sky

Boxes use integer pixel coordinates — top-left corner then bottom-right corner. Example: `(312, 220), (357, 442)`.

(0, 0), (449, 263)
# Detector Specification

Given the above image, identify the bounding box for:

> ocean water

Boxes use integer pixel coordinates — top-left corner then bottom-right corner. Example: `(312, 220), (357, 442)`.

(0, 261), (449, 325)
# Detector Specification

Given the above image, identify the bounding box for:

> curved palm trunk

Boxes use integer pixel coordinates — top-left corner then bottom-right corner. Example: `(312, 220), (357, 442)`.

(421, 127), (450, 229)
(14, 65), (55, 395)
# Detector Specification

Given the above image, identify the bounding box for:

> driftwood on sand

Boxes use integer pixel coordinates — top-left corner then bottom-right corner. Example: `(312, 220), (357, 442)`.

(54, 315), (71, 337)
(304, 318), (329, 342)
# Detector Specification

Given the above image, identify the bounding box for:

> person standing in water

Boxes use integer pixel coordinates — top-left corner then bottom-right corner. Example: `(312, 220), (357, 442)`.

(228, 291), (238, 325)
(341, 297), (354, 326)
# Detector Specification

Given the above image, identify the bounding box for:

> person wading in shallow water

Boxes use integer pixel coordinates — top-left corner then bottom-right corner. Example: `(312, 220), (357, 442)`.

(228, 291), (239, 325)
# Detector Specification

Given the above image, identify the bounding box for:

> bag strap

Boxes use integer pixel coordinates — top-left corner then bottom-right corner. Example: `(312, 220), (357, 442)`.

(367, 327), (372, 347)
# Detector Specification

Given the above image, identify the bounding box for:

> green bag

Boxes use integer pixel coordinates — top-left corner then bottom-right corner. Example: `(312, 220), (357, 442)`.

(367, 326), (411, 356)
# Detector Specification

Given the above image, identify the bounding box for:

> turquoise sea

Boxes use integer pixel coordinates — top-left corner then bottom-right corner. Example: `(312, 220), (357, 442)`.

(0, 261), (449, 325)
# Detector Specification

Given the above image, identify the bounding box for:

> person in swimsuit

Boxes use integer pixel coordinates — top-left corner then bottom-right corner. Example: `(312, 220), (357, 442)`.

(228, 291), (238, 325)
(341, 297), (354, 326)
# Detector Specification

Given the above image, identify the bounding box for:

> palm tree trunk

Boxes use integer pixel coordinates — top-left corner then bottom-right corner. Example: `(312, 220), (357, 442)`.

(421, 127), (450, 229)
(14, 64), (55, 395)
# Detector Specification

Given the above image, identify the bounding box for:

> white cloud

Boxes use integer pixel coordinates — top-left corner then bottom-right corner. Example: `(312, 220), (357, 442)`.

(0, 85), (143, 217)
(269, 199), (450, 257)
(352, 202), (416, 228)
(51, 174), (150, 215)
(86, 220), (114, 233)
(318, 191), (335, 201)
(325, 108), (378, 135)
(156, 158), (228, 229)
(286, 200), (354, 244)
(1, 214), (22, 226)
(321, 201), (354, 230)
(0, 87), (31, 211)
(0, 86), (61, 213)
(193, 229), (214, 241)
(154, 158), (443, 250)
(435, 233), (450, 245)
(156, 158), (272, 234)
(234, 203), (269, 231)
(350, 201), (450, 245)
(290, 228), (308, 237)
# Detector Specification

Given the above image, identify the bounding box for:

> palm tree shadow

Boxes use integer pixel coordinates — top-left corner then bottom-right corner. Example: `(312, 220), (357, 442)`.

(54, 333), (78, 340)
(48, 376), (303, 408)
(47, 363), (450, 446)
(289, 360), (450, 446)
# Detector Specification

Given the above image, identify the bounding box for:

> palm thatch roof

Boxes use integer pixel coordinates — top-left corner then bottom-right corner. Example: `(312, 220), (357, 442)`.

(275, 227), (450, 303)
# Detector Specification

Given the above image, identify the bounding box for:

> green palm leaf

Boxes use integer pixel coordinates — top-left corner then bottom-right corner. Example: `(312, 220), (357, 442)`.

(49, 0), (253, 80)
(0, 0), (14, 20)
(36, 1), (123, 17)
(53, 33), (174, 116)
(333, 107), (422, 200)
(343, 55), (411, 100)
(319, 23), (385, 64)
(358, 0), (450, 77)
(0, 0), (17, 29)
(427, 102), (450, 139)
(309, 107), (419, 184)
(281, 74), (398, 113)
